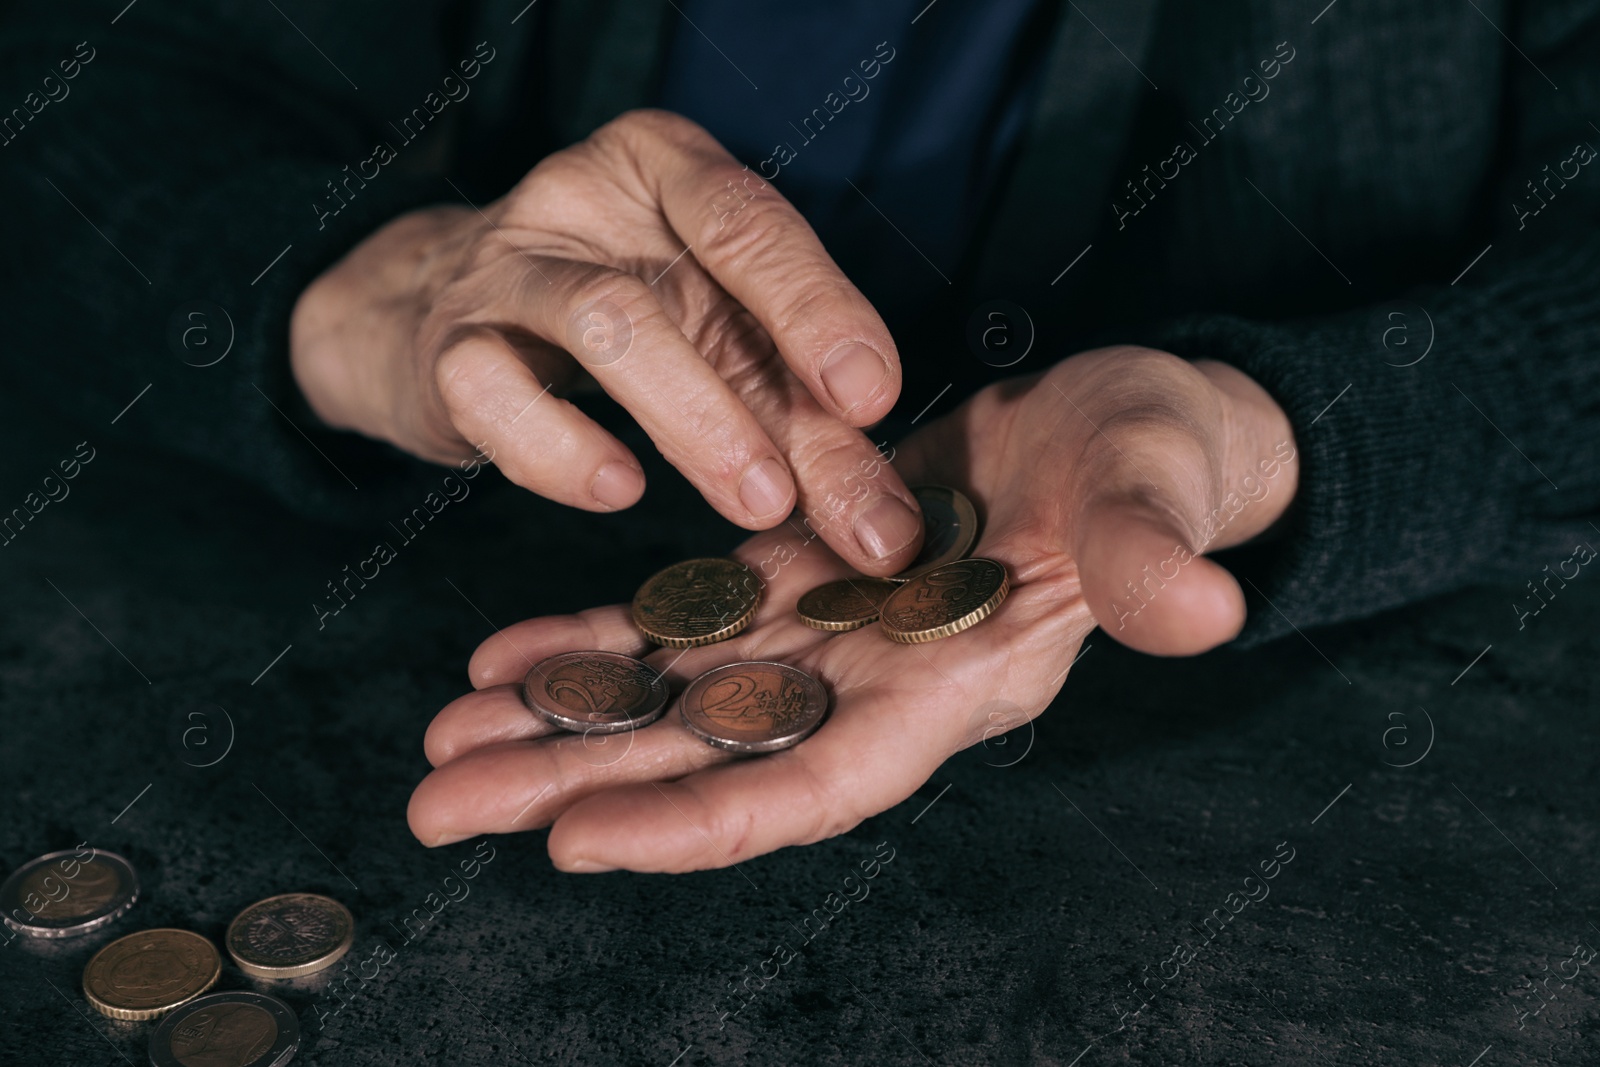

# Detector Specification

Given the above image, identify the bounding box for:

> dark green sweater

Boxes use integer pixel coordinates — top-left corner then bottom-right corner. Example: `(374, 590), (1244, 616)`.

(1, 0), (1596, 646)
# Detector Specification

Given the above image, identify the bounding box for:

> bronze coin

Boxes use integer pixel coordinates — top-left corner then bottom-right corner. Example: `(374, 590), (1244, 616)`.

(679, 661), (829, 753)
(522, 651), (670, 733)
(880, 558), (1009, 643)
(225, 892), (354, 979)
(82, 928), (221, 1021)
(891, 485), (979, 581)
(632, 558), (762, 648)
(796, 578), (899, 632)
(0, 847), (138, 938)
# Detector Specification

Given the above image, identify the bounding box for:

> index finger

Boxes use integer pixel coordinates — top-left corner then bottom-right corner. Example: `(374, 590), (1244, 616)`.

(639, 112), (902, 425)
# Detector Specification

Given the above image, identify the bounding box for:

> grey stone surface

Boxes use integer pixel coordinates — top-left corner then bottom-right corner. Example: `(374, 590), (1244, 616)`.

(2, 411), (1596, 1066)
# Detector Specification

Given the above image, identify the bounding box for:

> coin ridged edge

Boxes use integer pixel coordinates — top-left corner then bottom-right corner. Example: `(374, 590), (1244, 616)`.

(83, 929), (221, 1020)
(880, 564), (1010, 644)
(226, 893), (355, 979)
(795, 579), (894, 633)
(635, 607), (754, 649)
(631, 558), (762, 648)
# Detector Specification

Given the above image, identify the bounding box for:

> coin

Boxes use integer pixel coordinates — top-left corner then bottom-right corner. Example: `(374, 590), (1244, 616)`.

(83, 928), (221, 1021)
(632, 558), (762, 649)
(891, 485), (979, 581)
(225, 893), (354, 979)
(880, 558), (1010, 643)
(522, 651), (670, 734)
(679, 661), (829, 753)
(149, 991), (301, 1067)
(0, 847), (138, 939)
(796, 578), (899, 632)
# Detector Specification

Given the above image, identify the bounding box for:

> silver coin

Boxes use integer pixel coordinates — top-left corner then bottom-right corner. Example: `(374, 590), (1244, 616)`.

(0, 848), (138, 938)
(148, 991), (300, 1067)
(679, 661), (829, 754)
(522, 651), (670, 734)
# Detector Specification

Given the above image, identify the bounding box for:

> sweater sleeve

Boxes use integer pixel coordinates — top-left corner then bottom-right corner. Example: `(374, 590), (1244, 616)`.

(1139, 4), (1600, 646)
(0, 4), (477, 523)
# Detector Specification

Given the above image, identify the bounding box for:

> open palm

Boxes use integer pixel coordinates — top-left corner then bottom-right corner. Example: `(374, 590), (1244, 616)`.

(408, 348), (1297, 871)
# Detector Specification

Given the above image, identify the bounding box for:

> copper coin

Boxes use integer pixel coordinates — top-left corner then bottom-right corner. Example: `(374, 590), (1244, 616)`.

(225, 892), (354, 979)
(796, 578), (898, 632)
(679, 661), (829, 753)
(880, 558), (1009, 643)
(82, 928), (221, 1021)
(890, 485), (979, 581)
(522, 651), (670, 734)
(149, 991), (301, 1067)
(632, 558), (763, 648)
(0, 847), (138, 938)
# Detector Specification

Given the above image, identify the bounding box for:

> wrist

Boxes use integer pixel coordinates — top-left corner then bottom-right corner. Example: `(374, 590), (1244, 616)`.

(289, 205), (477, 438)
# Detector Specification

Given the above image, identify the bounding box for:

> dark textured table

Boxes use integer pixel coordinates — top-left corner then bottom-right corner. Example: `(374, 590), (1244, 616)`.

(2, 399), (1596, 1067)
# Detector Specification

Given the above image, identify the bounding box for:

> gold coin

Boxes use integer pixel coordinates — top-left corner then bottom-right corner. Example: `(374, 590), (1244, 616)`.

(82, 928), (221, 1021)
(880, 558), (1009, 644)
(796, 578), (899, 632)
(632, 557), (762, 649)
(225, 892), (354, 979)
(891, 485), (979, 581)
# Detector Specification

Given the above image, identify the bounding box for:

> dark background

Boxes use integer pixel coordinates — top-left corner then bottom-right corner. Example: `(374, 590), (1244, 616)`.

(1, 392), (1596, 1066)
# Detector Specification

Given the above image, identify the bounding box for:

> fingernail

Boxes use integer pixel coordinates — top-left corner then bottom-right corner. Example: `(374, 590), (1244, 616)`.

(591, 462), (645, 510)
(562, 857), (617, 874)
(854, 494), (922, 561)
(739, 458), (793, 520)
(820, 343), (888, 413)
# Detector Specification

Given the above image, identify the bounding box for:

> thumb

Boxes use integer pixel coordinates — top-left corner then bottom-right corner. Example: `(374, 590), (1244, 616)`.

(1075, 493), (1246, 656)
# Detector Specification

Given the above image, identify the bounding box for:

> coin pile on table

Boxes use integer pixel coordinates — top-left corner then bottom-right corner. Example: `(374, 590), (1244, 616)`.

(519, 484), (1006, 757)
(1, 846), (353, 1066)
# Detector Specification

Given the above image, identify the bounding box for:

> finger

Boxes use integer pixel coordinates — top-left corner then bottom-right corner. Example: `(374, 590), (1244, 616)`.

(435, 328), (647, 511)
(424, 684), (561, 768)
(406, 714), (731, 847)
(1076, 494), (1245, 656)
(467, 605), (647, 689)
(527, 260), (802, 529)
(641, 113), (900, 423)
(546, 685), (953, 873)
(764, 407), (923, 575)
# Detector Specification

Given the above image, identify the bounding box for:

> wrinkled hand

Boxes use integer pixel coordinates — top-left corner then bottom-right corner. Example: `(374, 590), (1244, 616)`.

(291, 109), (923, 574)
(407, 348), (1297, 870)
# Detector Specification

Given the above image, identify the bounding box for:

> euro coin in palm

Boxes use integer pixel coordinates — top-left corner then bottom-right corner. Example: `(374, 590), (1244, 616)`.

(633, 558), (762, 648)
(82, 928), (221, 1021)
(0, 847), (138, 939)
(796, 577), (898, 632)
(679, 661), (829, 753)
(226, 892), (354, 979)
(880, 558), (1009, 643)
(891, 485), (979, 581)
(148, 991), (301, 1067)
(522, 651), (670, 733)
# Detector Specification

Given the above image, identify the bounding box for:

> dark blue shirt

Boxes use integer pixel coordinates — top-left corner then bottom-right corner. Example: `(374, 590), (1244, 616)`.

(656, 1), (1048, 329)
